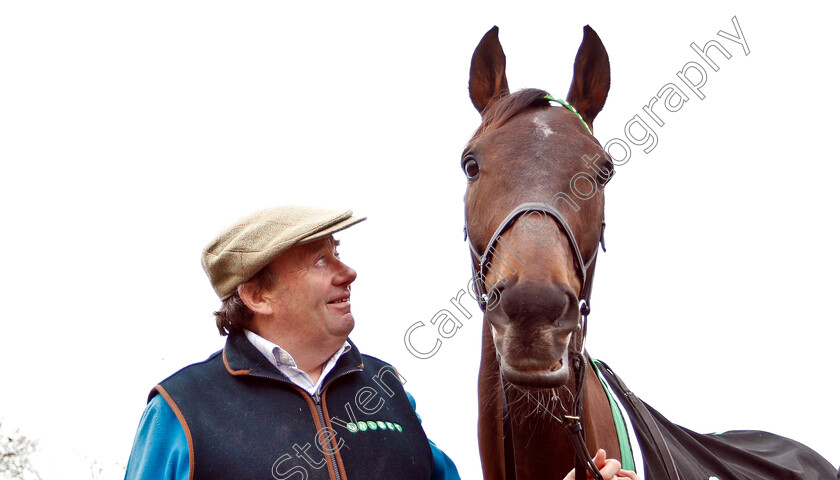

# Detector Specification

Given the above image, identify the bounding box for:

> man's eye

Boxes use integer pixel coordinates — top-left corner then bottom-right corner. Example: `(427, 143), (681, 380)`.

(316, 257), (327, 266)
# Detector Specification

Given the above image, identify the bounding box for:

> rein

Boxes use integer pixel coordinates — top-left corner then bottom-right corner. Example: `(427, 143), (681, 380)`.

(465, 94), (608, 479)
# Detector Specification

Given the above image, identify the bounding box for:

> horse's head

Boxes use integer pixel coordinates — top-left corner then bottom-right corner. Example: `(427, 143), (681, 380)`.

(465, 26), (611, 390)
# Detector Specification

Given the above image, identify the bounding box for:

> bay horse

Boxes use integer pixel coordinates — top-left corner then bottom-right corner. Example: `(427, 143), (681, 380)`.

(462, 26), (838, 480)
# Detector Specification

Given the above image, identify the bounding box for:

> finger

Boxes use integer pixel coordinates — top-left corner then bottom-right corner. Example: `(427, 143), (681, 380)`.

(598, 458), (621, 478)
(617, 469), (642, 480)
(592, 448), (608, 468)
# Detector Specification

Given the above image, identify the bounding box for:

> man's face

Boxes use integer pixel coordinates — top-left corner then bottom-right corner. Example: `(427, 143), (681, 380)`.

(263, 236), (358, 345)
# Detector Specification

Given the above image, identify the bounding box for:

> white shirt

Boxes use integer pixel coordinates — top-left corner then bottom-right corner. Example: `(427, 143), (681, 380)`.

(244, 329), (351, 396)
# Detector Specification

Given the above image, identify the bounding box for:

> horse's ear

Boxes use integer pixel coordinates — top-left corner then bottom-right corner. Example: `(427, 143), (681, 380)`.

(469, 26), (510, 115)
(566, 25), (610, 129)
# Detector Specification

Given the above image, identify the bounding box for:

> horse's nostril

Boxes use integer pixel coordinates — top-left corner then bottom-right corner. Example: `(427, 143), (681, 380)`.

(501, 282), (578, 329)
(486, 283), (506, 307)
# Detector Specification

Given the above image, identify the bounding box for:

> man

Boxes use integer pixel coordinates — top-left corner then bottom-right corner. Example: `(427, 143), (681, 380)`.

(124, 205), (637, 480)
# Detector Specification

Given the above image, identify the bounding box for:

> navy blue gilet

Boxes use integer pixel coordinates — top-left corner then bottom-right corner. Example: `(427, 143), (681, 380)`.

(150, 332), (433, 480)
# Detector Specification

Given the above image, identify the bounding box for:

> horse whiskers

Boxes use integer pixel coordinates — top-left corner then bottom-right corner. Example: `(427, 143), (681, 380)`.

(503, 384), (575, 429)
(542, 390), (573, 426)
(525, 389), (574, 427)
(479, 374), (506, 412)
(528, 393), (543, 416)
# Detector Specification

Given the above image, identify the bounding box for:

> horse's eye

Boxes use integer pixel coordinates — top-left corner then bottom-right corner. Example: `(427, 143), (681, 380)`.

(598, 159), (615, 187)
(462, 155), (480, 180)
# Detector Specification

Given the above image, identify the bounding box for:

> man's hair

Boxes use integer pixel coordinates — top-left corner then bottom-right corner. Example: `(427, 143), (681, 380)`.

(214, 264), (276, 336)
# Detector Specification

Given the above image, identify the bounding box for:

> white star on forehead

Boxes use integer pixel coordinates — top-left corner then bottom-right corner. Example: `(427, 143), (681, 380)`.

(532, 115), (554, 137)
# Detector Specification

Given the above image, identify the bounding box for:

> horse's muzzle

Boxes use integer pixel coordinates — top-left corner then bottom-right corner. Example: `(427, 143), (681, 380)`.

(498, 349), (572, 389)
(487, 281), (580, 389)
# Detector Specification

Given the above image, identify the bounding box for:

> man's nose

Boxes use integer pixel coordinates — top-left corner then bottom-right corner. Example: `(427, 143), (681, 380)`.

(335, 261), (357, 285)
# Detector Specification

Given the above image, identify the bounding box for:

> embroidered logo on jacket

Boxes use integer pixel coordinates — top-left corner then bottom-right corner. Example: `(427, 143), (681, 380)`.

(345, 420), (403, 433)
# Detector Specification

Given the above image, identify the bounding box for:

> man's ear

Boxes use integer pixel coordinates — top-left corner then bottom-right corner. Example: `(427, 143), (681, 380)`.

(238, 281), (274, 316)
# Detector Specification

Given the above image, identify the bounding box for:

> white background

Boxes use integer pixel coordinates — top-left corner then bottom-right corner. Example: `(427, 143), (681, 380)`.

(1, 1), (837, 479)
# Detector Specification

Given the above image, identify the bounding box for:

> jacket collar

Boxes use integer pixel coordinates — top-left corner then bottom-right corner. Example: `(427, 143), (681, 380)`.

(222, 330), (364, 385)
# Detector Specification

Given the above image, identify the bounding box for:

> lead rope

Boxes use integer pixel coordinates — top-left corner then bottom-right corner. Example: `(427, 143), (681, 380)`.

(570, 223), (604, 480)
(570, 267), (604, 480)
(569, 354), (602, 480)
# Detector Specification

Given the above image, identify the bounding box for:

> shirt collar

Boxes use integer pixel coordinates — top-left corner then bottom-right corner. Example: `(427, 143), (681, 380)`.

(243, 329), (352, 395)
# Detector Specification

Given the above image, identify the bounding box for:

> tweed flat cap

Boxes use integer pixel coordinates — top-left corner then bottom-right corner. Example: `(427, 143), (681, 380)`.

(202, 206), (366, 299)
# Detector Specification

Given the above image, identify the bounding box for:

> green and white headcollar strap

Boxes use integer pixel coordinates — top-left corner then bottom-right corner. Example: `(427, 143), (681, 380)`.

(544, 94), (592, 135)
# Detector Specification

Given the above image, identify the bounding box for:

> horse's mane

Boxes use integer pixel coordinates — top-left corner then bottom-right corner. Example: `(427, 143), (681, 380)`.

(475, 88), (551, 136)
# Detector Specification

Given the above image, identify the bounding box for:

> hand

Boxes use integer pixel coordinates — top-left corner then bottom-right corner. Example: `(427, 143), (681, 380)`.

(563, 449), (641, 480)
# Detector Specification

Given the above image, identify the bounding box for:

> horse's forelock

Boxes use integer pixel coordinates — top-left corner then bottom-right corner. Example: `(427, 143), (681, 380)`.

(475, 88), (551, 137)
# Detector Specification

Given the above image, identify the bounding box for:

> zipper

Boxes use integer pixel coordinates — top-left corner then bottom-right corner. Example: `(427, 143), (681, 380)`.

(311, 366), (361, 480)
(312, 393), (343, 480)
(247, 366), (362, 480)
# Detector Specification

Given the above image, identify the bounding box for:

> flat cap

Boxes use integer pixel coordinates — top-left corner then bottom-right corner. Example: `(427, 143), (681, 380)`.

(202, 205), (366, 299)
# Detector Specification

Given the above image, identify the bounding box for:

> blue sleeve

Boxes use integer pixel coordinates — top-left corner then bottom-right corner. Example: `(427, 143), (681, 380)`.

(124, 394), (190, 480)
(406, 391), (462, 480)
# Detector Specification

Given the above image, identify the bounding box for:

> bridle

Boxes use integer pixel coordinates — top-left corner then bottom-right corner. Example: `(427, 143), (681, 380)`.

(466, 202), (604, 319)
(466, 202), (606, 480)
(464, 95), (611, 480)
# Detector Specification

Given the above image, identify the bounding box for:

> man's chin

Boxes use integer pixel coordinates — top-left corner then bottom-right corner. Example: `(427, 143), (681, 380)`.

(330, 314), (355, 338)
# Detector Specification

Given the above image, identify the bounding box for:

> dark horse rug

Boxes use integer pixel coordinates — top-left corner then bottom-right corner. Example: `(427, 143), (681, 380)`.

(593, 360), (838, 479)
